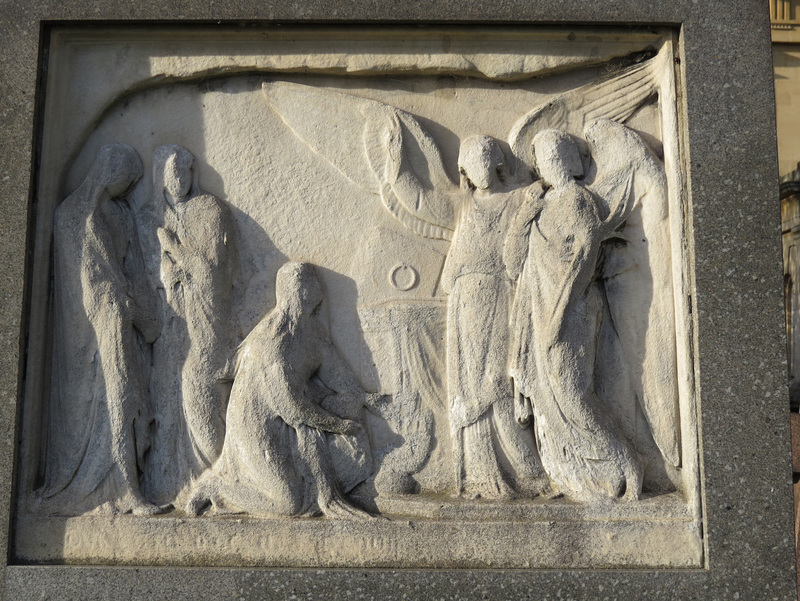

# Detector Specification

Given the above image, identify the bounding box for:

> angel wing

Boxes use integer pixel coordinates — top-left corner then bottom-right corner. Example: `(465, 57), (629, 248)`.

(584, 118), (680, 468)
(508, 50), (663, 178)
(263, 81), (458, 241)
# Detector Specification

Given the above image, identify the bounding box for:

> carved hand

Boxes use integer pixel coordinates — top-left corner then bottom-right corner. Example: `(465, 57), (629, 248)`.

(527, 180), (547, 201)
(503, 187), (547, 281)
(514, 393), (534, 429)
(363, 392), (385, 408)
(126, 296), (161, 343)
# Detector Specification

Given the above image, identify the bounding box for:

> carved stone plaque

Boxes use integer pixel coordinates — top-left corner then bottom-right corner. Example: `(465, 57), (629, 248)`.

(15, 26), (701, 569)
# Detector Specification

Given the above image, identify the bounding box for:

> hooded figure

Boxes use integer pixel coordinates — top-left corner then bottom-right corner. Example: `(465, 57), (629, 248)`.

(185, 262), (377, 520)
(40, 143), (164, 515)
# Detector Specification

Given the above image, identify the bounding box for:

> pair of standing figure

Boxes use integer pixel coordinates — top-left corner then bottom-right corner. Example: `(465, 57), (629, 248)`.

(40, 143), (237, 514)
(381, 118), (646, 501)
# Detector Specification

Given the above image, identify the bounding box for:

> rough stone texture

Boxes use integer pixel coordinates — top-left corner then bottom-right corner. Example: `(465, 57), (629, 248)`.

(0, 2), (794, 601)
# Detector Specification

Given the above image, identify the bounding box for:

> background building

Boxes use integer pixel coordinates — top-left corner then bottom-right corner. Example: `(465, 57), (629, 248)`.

(772, 3), (800, 596)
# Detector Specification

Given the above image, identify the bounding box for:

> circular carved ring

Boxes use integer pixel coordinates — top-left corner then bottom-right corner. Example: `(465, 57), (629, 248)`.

(389, 263), (419, 291)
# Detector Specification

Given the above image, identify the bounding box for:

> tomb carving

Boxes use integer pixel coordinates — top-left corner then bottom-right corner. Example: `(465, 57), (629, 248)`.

(17, 28), (700, 568)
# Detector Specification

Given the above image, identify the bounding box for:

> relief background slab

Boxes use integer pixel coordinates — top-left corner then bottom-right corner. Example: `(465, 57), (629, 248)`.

(0, 2), (794, 600)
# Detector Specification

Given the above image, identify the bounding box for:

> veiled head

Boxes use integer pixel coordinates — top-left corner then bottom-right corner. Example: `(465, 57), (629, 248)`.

(276, 262), (324, 316)
(153, 144), (197, 202)
(89, 143), (143, 199)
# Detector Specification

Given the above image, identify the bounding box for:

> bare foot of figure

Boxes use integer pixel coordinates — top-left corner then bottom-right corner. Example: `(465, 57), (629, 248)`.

(185, 489), (212, 516)
(512, 476), (552, 499)
(543, 486), (564, 500)
(130, 501), (173, 516)
(620, 464), (643, 503)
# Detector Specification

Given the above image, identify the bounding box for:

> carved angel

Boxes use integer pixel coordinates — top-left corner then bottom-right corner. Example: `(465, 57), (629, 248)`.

(506, 122), (646, 501)
(262, 49), (679, 500)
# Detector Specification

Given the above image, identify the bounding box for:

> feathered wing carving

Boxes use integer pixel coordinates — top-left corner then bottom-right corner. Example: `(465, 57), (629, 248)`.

(264, 52), (665, 242)
(263, 81), (457, 241)
(584, 119), (680, 467)
(508, 54), (660, 178)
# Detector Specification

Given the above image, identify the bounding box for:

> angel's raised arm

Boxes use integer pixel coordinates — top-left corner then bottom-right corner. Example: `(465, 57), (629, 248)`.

(362, 104), (459, 240)
(263, 81), (458, 241)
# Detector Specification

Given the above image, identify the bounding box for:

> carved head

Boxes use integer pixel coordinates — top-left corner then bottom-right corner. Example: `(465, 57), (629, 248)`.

(153, 144), (198, 203)
(531, 129), (584, 188)
(89, 143), (143, 200)
(458, 135), (507, 191)
(276, 262), (325, 318)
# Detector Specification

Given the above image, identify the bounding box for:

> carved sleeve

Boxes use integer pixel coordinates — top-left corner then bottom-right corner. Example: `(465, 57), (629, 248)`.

(601, 173), (635, 237)
(503, 183), (546, 281)
(80, 213), (131, 319)
(316, 337), (364, 398)
(122, 206), (161, 343)
(383, 116), (458, 232)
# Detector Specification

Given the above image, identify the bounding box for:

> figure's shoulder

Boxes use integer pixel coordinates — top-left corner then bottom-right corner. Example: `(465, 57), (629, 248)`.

(53, 199), (71, 225)
(539, 181), (581, 212)
(191, 193), (230, 213)
(55, 187), (88, 222)
(235, 336), (284, 378)
(186, 193), (235, 227)
(498, 183), (540, 208)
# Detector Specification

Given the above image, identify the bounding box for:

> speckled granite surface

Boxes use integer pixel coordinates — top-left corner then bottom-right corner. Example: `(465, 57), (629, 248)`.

(0, 2), (794, 599)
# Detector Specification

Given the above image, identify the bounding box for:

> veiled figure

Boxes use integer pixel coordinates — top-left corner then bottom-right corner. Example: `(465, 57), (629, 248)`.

(142, 144), (239, 504)
(40, 143), (164, 515)
(507, 122), (643, 501)
(186, 262), (377, 519)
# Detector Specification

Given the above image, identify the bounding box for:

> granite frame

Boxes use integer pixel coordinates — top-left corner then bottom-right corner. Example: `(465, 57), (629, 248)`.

(0, 1), (794, 600)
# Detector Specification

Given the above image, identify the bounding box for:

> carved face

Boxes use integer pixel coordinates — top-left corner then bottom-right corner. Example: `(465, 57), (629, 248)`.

(458, 135), (506, 190)
(164, 151), (194, 200)
(299, 275), (324, 314)
(532, 129), (584, 188)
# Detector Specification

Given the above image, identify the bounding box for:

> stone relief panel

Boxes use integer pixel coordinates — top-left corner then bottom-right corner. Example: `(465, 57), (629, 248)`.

(15, 27), (700, 568)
